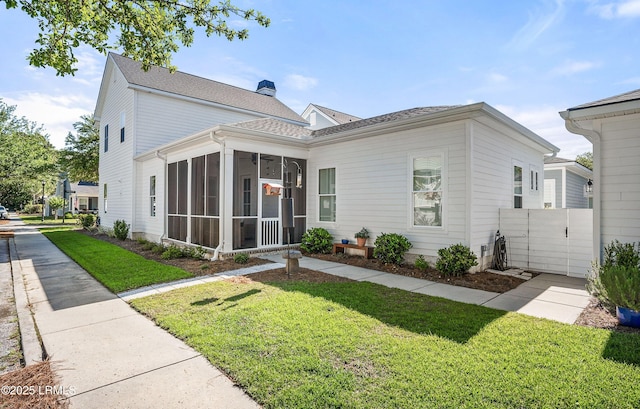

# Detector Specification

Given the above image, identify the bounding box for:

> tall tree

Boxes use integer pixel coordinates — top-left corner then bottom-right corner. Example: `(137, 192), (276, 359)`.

(59, 114), (99, 182)
(0, 99), (58, 208)
(576, 152), (593, 170)
(2, 0), (270, 76)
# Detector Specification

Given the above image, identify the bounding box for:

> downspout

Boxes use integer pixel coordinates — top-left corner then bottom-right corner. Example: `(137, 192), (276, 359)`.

(561, 114), (601, 262)
(209, 131), (225, 260)
(155, 150), (168, 241)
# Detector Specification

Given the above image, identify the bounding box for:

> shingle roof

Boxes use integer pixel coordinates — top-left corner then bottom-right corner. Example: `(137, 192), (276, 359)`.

(109, 53), (307, 124)
(312, 104), (362, 124)
(227, 106), (461, 139)
(229, 118), (313, 138)
(568, 88), (640, 111)
(311, 106), (460, 137)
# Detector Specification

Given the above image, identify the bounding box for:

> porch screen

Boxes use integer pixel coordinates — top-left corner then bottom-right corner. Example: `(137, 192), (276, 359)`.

(233, 151), (258, 249)
(191, 153), (220, 248)
(168, 160), (188, 241)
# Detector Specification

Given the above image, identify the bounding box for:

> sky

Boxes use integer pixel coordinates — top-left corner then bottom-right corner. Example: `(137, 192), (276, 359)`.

(1, 0), (640, 159)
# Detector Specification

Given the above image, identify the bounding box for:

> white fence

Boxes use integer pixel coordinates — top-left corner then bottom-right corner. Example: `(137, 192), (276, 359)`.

(498, 209), (593, 278)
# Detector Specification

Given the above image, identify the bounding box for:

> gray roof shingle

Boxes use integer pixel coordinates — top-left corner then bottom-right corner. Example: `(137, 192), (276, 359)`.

(227, 106), (461, 139)
(110, 53), (307, 124)
(312, 104), (362, 124)
(568, 88), (640, 111)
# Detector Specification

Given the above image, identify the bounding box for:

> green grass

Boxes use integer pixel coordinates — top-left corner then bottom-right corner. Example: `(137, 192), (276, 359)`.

(132, 279), (640, 409)
(20, 215), (74, 225)
(43, 230), (192, 292)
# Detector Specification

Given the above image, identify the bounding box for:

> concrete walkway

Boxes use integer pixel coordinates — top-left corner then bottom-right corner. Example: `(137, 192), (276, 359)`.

(5, 222), (260, 409)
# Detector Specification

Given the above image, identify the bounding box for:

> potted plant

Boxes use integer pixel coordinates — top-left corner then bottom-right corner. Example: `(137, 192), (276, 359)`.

(354, 227), (369, 247)
(587, 240), (640, 328)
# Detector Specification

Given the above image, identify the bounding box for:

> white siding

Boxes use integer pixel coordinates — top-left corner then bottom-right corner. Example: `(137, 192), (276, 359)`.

(565, 171), (589, 208)
(307, 121), (469, 259)
(134, 158), (165, 241)
(98, 65), (135, 229)
(597, 113), (640, 246)
(134, 92), (261, 155)
(469, 119), (546, 259)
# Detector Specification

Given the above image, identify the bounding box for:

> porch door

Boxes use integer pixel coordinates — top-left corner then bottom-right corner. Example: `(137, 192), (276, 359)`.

(259, 179), (281, 247)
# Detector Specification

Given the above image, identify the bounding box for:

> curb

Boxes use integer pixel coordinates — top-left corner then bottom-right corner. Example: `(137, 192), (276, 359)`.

(9, 237), (45, 365)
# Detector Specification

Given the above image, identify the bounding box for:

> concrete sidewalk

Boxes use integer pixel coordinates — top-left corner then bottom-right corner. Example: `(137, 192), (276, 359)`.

(8, 225), (260, 409)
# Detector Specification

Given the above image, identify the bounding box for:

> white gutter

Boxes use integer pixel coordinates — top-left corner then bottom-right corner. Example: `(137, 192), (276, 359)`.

(209, 131), (225, 260)
(155, 150), (168, 241)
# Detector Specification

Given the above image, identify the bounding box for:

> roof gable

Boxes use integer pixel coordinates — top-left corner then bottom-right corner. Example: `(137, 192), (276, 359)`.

(103, 53), (306, 124)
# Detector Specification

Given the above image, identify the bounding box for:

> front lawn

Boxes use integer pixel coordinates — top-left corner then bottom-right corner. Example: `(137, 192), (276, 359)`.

(43, 230), (192, 292)
(131, 278), (640, 408)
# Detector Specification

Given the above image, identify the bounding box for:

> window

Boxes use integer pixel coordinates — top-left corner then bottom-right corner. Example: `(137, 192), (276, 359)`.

(103, 184), (108, 213)
(514, 165), (523, 208)
(150, 175), (156, 216)
(412, 155), (443, 227)
(104, 124), (109, 152)
(318, 168), (336, 222)
(529, 166), (539, 192)
(120, 112), (126, 143)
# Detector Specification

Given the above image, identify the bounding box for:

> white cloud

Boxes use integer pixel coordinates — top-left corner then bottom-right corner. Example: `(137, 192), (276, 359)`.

(496, 104), (593, 158)
(506, 0), (566, 50)
(591, 0), (640, 18)
(283, 74), (318, 91)
(4, 92), (94, 149)
(552, 60), (600, 76)
(488, 73), (509, 83)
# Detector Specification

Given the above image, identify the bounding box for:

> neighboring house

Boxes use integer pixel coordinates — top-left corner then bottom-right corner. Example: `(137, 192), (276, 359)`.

(301, 104), (362, 130)
(70, 182), (99, 213)
(543, 157), (593, 209)
(560, 88), (640, 261)
(97, 54), (559, 267)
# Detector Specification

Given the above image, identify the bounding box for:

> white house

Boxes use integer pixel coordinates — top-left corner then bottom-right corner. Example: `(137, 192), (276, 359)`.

(543, 157), (592, 209)
(560, 88), (640, 261)
(96, 54), (559, 266)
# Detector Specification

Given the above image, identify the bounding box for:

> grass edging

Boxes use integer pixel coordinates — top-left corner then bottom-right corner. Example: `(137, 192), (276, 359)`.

(42, 230), (192, 293)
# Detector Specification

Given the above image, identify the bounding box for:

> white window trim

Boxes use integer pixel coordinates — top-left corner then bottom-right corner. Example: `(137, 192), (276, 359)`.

(513, 160), (523, 208)
(317, 166), (337, 224)
(150, 175), (156, 217)
(409, 150), (447, 231)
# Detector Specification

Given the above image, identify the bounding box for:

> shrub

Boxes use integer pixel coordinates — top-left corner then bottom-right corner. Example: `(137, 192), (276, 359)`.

(161, 244), (184, 260)
(415, 255), (430, 271)
(436, 243), (478, 276)
(141, 241), (156, 251)
(185, 246), (206, 259)
(373, 233), (412, 265)
(113, 219), (129, 240)
(79, 213), (95, 229)
(234, 253), (250, 264)
(300, 228), (333, 254)
(23, 204), (42, 214)
(151, 243), (166, 255)
(588, 240), (640, 310)
(64, 212), (74, 219)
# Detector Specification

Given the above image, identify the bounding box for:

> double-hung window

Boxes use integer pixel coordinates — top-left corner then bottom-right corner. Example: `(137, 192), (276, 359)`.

(104, 124), (109, 152)
(318, 168), (336, 222)
(149, 175), (156, 216)
(514, 164), (523, 208)
(120, 112), (126, 143)
(412, 154), (443, 227)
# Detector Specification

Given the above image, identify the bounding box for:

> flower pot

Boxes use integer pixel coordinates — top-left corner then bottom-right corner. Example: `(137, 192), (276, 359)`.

(341, 239), (349, 244)
(616, 306), (640, 328)
(356, 237), (366, 247)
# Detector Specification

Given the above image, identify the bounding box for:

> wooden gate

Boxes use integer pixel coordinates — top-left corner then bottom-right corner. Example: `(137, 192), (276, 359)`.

(499, 209), (593, 277)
